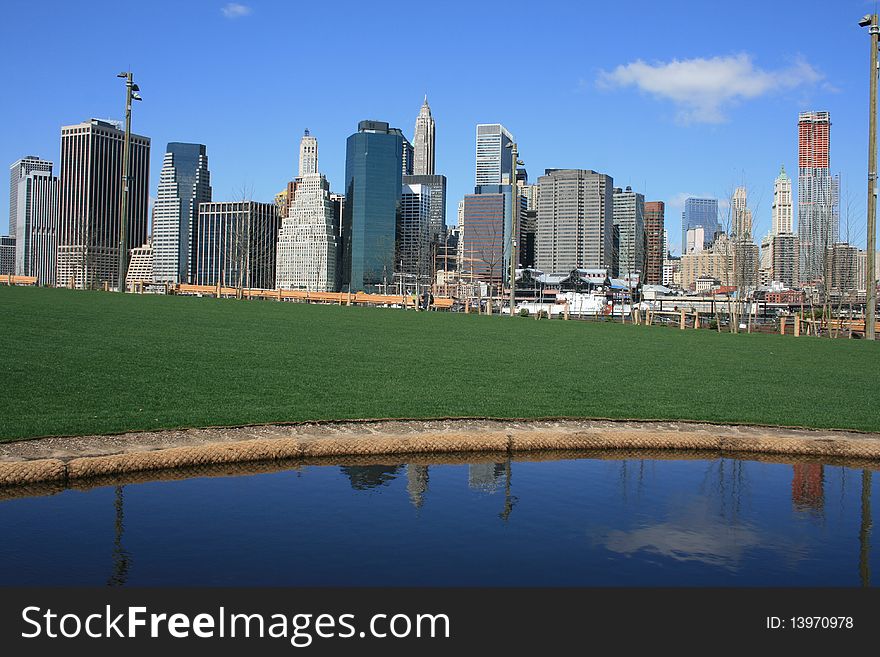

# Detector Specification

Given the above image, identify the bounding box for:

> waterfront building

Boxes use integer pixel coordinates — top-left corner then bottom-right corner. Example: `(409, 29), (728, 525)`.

(475, 123), (514, 186)
(195, 201), (279, 289)
(412, 96), (435, 176)
(342, 120), (403, 292)
(125, 239), (154, 290)
(798, 111), (839, 283)
(56, 119), (150, 289)
(275, 131), (338, 292)
(681, 197), (719, 254)
(536, 169), (614, 275)
(152, 143), (212, 284)
(0, 235), (13, 275)
(13, 169), (58, 284)
(771, 165), (793, 236)
(613, 186), (645, 279)
(644, 201), (664, 285)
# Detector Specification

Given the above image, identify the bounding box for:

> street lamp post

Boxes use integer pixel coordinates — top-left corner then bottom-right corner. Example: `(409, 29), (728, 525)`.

(116, 71), (142, 292)
(507, 142), (520, 317)
(861, 14), (878, 339)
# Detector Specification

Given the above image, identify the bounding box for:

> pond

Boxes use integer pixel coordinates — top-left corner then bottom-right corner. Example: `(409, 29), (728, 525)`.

(0, 454), (875, 586)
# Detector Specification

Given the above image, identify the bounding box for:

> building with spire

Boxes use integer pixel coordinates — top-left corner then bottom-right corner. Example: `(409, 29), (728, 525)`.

(413, 96), (435, 176)
(731, 186), (752, 241)
(276, 130), (338, 291)
(771, 165), (793, 236)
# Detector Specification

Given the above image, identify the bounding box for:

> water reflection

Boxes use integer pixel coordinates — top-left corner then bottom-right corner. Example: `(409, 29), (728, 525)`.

(0, 453), (876, 586)
(106, 486), (130, 586)
(793, 463), (825, 514)
(339, 465), (401, 490)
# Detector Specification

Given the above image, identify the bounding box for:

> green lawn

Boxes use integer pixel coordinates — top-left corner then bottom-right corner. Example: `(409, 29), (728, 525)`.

(1, 285), (879, 440)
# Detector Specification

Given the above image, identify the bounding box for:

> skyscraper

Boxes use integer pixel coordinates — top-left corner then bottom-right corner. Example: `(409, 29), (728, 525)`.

(460, 192), (508, 283)
(397, 183), (431, 283)
(475, 124), (514, 186)
(342, 120), (403, 292)
(403, 174), (447, 248)
(731, 186), (753, 241)
(798, 111), (838, 282)
(413, 96), (435, 176)
(14, 168), (58, 285)
(644, 201), (665, 285)
(298, 129), (318, 177)
(681, 198), (719, 254)
(771, 165), (793, 236)
(536, 169), (614, 275)
(56, 119), (150, 289)
(276, 131), (337, 292)
(152, 143), (212, 284)
(613, 186), (645, 279)
(9, 156), (53, 243)
(195, 201), (279, 289)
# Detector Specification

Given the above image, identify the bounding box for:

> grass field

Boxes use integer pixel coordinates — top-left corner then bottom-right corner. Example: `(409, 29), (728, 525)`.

(1, 285), (879, 440)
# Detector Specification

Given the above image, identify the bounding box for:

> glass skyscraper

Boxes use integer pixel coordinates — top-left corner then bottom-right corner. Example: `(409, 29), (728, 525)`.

(681, 197), (719, 254)
(475, 124), (514, 186)
(343, 120), (403, 292)
(153, 143), (212, 284)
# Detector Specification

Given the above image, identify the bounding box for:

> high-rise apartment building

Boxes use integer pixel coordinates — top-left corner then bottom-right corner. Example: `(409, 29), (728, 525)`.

(275, 131), (337, 292)
(828, 243), (858, 294)
(14, 169), (58, 284)
(682, 197), (719, 254)
(413, 96), (435, 176)
(536, 169), (614, 275)
(613, 186), (645, 279)
(771, 165), (793, 235)
(644, 201), (665, 285)
(152, 143), (212, 284)
(475, 124), (514, 186)
(56, 119), (150, 289)
(195, 201), (279, 289)
(770, 233), (799, 289)
(9, 156), (52, 243)
(342, 120), (403, 292)
(798, 111), (839, 282)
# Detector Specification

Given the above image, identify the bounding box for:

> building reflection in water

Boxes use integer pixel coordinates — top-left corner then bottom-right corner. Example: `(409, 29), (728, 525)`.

(792, 464), (824, 514)
(468, 463), (505, 493)
(107, 486), (130, 587)
(407, 465), (429, 509)
(339, 465), (402, 490)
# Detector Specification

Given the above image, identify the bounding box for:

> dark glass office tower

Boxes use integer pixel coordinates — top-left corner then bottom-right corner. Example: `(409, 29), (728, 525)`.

(342, 121), (403, 292)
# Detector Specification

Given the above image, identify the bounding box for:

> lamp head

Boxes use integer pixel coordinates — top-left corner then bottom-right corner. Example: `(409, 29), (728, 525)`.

(859, 14), (873, 27)
(117, 72), (128, 78)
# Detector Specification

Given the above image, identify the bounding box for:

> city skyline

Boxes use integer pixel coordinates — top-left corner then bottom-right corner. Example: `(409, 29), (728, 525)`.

(0, 1), (873, 255)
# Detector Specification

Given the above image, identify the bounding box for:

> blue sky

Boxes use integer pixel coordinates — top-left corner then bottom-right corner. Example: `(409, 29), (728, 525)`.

(1, 0), (877, 253)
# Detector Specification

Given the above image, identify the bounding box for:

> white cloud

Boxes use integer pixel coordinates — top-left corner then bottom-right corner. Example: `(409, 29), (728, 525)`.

(221, 3), (252, 18)
(598, 54), (823, 124)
